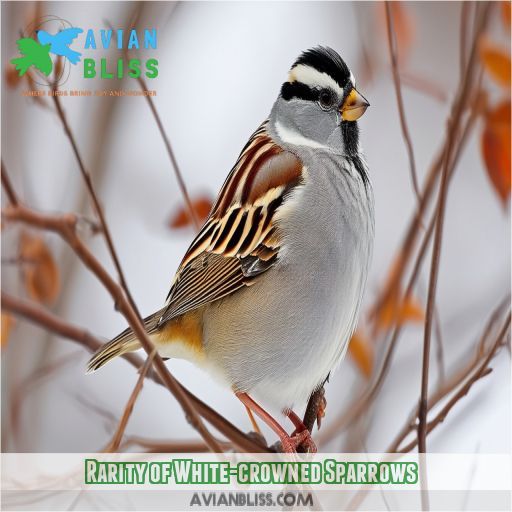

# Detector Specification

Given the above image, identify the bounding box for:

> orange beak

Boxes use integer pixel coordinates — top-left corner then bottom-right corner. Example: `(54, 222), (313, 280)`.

(341, 88), (370, 121)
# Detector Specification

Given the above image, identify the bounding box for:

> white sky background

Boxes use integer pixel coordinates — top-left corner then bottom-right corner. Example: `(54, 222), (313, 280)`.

(1, 2), (510, 453)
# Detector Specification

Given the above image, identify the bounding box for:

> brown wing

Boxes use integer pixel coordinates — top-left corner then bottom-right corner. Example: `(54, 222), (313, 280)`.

(158, 122), (304, 326)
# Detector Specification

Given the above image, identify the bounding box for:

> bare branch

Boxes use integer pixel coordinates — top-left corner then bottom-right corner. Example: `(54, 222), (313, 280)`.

(119, 435), (231, 453)
(104, 18), (199, 230)
(401, 311), (509, 453)
(2, 202), (222, 452)
(104, 350), (156, 453)
(50, 90), (141, 318)
(136, 74), (200, 230)
(1, 291), (271, 453)
(1, 160), (19, 206)
(387, 297), (509, 452)
(384, 1), (421, 203)
(417, 2), (490, 455)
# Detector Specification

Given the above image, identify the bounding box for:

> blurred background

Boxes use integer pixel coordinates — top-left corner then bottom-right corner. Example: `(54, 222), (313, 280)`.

(1, 1), (510, 454)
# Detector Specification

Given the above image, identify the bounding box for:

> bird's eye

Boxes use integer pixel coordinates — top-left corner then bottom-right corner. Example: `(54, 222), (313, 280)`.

(318, 89), (335, 110)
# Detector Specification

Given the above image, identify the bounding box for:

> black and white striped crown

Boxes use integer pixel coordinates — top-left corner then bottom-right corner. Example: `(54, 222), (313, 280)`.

(281, 46), (353, 101)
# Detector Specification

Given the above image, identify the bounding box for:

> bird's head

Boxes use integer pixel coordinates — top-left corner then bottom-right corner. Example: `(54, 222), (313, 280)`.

(36, 30), (51, 45)
(269, 47), (369, 156)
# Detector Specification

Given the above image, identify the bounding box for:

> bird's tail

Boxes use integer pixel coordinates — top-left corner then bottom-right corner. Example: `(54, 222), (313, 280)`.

(10, 57), (30, 76)
(86, 308), (165, 373)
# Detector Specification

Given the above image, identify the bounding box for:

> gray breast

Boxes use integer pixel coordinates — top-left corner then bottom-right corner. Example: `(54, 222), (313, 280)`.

(203, 150), (374, 411)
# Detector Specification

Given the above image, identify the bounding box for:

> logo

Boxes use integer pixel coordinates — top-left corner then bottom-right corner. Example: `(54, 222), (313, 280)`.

(10, 16), (82, 86)
(10, 15), (158, 87)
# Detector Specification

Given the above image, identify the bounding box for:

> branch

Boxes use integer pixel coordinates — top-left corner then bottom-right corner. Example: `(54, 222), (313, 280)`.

(50, 90), (141, 318)
(2, 201), (223, 453)
(399, 311), (509, 453)
(417, 1), (490, 455)
(104, 17), (200, 230)
(136, 74), (200, 230)
(384, 1), (421, 203)
(1, 159), (19, 206)
(104, 350), (156, 452)
(387, 297), (509, 452)
(1, 291), (271, 453)
(1, 291), (103, 352)
(118, 435), (231, 453)
(343, 302), (509, 512)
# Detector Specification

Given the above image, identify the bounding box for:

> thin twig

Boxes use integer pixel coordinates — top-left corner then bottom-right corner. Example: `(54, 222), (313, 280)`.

(136, 74), (200, 230)
(387, 297), (510, 452)
(384, 1), (421, 204)
(104, 350), (156, 452)
(104, 18), (200, 230)
(433, 306), (446, 386)
(118, 435), (231, 453)
(460, 2), (471, 79)
(50, 91), (141, 318)
(417, 2), (490, 456)
(1, 291), (271, 453)
(1, 291), (104, 352)
(401, 312), (509, 453)
(344, 302), (509, 511)
(1, 160), (19, 205)
(2, 200), (222, 453)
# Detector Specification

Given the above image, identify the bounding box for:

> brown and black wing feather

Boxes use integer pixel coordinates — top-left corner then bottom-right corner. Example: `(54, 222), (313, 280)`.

(158, 122), (304, 326)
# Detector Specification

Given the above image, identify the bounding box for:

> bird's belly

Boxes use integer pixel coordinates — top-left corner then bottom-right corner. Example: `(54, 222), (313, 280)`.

(203, 195), (372, 411)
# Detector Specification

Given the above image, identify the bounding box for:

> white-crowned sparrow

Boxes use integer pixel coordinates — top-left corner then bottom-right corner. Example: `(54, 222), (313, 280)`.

(88, 47), (374, 452)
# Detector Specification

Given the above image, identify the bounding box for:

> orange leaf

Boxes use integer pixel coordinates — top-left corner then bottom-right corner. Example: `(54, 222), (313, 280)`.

(479, 38), (511, 88)
(377, 2), (416, 62)
(169, 195), (213, 229)
(481, 101), (511, 205)
(1, 313), (14, 347)
(348, 330), (374, 378)
(19, 232), (60, 305)
(502, 1), (511, 31)
(5, 66), (22, 89)
(376, 292), (425, 332)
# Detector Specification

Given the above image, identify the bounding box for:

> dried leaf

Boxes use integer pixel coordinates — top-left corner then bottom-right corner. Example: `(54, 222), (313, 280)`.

(502, 1), (511, 31)
(169, 195), (213, 229)
(348, 330), (373, 378)
(5, 66), (22, 89)
(378, 2), (416, 62)
(481, 101), (511, 206)
(1, 313), (14, 347)
(479, 38), (511, 88)
(376, 292), (425, 331)
(19, 232), (60, 305)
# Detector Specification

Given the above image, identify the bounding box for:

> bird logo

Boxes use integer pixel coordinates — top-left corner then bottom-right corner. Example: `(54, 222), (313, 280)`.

(36, 28), (83, 65)
(10, 26), (83, 77)
(10, 38), (53, 76)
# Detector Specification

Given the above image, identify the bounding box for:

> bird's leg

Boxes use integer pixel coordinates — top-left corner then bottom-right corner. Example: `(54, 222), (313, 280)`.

(244, 405), (262, 435)
(286, 410), (317, 454)
(235, 392), (303, 453)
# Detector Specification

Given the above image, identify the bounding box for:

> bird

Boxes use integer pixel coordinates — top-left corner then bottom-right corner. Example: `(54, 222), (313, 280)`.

(10, 38), (52, 76)
(87, 46), (374, 453)
(36, 28), (83, 65)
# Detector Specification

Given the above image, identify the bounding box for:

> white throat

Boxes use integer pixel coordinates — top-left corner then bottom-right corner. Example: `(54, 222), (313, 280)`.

(274, 121), (329, 150)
